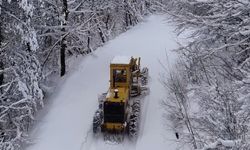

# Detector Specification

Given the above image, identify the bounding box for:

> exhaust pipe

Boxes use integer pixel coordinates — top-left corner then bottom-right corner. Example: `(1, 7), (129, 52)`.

(114, 89), (119, 98)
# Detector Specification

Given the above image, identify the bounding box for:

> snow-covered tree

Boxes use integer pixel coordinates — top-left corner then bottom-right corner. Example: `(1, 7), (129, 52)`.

(159, 0), (250, 149)
(39, 0), (151, 77)
(161, 65), (198, 149)
(0, 1), (43, 149)
(0, 0), (152, 149)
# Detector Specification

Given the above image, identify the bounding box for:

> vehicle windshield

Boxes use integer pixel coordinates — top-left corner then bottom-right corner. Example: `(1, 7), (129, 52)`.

(113, 69), (127, 83)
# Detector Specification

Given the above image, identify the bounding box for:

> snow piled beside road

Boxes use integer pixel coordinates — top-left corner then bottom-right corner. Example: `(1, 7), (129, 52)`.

(27, 15), (182, 150)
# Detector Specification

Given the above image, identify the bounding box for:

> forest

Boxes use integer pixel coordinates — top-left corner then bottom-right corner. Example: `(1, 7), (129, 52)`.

(160, 0), (250, 149)
(1, 0), (250, 150)
(0, 0), (153, 149)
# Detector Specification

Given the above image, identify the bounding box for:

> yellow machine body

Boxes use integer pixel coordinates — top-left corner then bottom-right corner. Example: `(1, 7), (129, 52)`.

(101, 56), (141, 132)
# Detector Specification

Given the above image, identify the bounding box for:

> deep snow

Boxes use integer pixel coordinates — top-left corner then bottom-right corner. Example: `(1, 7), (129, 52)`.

(27, 15), (182, 150)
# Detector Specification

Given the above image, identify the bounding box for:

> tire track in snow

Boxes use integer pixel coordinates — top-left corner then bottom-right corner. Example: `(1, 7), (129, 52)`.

(137, 79), (151, 141)
(80, 127), (92, 150)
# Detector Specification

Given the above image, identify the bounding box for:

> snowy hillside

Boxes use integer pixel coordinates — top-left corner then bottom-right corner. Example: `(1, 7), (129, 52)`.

(26, 15), (182, 150)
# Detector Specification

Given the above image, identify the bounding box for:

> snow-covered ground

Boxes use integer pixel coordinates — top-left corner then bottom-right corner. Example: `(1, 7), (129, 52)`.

(26, 15), (182, 150)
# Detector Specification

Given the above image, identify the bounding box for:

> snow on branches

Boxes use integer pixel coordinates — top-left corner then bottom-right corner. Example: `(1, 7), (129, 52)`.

(0, 0), (153, 149)
(0, 46), (44, 150)
(159, 0), (250, 149)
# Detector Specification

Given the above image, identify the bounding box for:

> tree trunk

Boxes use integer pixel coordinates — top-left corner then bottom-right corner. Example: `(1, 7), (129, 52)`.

(0, 22), (3, 93)
(98, 26), (105, 43)
(87, 31), (91, 53)
(60, 0), (69, 77)
(105, 14), (110, 30)
(60, 35), (66, 76)
(0, 22), (3, 45)
(94, 15), (105, 44)
(0, 62), (3, 92)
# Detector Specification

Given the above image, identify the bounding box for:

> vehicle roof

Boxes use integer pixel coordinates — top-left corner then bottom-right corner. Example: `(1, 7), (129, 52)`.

(111, 56), (131, 65)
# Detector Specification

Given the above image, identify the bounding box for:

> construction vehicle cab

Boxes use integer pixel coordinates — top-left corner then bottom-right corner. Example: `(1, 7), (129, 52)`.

(110, 56), (139, 88)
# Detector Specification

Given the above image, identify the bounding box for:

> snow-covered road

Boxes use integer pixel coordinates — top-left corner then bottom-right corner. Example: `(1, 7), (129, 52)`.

(27, 15), (180, 150)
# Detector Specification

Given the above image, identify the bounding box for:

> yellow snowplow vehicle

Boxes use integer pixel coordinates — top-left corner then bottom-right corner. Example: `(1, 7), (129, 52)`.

(93, 56), (148, 140)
